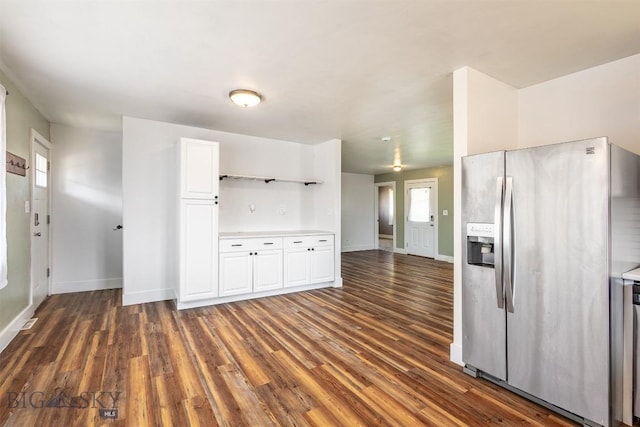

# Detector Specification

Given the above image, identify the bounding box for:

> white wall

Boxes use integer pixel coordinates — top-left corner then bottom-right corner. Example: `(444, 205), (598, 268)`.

(519, 53), (640, 154)
(50, 124), (123, 293)
(341, 173), (375, 252)
(451, 67), (518, 365)
(122, 116), (341, 305)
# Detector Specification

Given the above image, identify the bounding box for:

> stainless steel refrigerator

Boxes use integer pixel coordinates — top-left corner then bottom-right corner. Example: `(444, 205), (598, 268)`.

(462, 137), (640, 426)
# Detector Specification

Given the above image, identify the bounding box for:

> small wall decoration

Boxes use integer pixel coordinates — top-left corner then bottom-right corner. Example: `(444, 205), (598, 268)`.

(6, 152), (28, 176)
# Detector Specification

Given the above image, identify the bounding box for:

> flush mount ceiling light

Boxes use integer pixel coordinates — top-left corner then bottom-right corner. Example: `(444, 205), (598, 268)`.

(229, 89), (262, 107)
(393, 165), (402, 172)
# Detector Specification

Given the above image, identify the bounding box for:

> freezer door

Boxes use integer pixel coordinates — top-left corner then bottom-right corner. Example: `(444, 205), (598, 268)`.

(505, 138), (610, 425)
(462, 151), (506, 380)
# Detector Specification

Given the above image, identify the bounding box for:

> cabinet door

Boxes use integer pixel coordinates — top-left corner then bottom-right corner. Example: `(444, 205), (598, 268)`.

(253, 250), (283, 292)
(179, 200), (218, 301)
(180, 138), (219, 199)
(310, 245), (335, 284)
(284, 247), (310, 288)
(219, 251), (253, 297)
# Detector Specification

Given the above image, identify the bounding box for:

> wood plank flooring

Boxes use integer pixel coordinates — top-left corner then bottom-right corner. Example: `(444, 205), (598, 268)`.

(0, 251), (577, 426)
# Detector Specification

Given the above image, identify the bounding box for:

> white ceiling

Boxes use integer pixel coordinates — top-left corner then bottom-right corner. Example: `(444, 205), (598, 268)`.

(1, 1), (639, 175)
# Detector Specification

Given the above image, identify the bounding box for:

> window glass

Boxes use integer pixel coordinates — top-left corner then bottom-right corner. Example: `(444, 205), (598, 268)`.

(408, 187), (430, 222)
(35, 153), (47, 188)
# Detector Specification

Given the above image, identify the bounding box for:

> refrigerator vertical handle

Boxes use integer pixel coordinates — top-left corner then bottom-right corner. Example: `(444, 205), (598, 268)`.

(504, 177), (515, 313)
(494, 177), (504, 309)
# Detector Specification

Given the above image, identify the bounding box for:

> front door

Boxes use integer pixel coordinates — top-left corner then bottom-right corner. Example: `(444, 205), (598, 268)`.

(405, 179), (437, 257)
(31, 135), (51, 309)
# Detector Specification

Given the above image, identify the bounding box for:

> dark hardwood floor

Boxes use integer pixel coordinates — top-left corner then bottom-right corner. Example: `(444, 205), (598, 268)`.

(0, 251), (576, 426)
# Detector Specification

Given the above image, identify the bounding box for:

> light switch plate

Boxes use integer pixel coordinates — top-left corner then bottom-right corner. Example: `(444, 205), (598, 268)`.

(24, 201), (30, 213)
(442, 209), (448, 216)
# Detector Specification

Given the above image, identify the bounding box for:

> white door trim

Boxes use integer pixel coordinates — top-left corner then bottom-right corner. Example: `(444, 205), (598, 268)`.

(404, 178), (438, 257)
(30, 129), (53, 307)
(374, 181), (396, 251)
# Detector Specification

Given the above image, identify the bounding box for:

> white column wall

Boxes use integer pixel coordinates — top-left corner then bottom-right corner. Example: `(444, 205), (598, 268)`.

(341, 173), (375, 252)
(451, 67), (518, 365)
(313, 139), (342, 287)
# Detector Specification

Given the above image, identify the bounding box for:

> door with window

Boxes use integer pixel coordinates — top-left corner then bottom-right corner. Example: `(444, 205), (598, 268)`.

(405, 179), (437, 258)
(31, 134), (51, 308)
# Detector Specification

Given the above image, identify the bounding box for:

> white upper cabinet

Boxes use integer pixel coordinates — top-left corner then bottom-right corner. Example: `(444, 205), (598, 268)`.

(180, 138), (220, 200)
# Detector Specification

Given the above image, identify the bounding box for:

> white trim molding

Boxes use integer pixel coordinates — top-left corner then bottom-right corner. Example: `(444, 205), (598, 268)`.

(341, 244), (376, 252)
(52, 278), (122, 294)
(122, 288), (175, 306)
(436, 254), (454, 263)
(450, 342), (464, 366)
(0, 304), (34, 353)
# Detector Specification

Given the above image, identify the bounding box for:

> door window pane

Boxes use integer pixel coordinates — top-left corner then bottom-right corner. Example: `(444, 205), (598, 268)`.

(35, 153), (47, 188)
(408, 187), (430, 222)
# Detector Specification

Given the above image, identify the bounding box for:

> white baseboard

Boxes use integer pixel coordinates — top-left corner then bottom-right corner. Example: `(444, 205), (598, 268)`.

(51, 278), (122, 294)
(332, 277), (343, 288)
(450, 342), (464, 366)
(393, 247), (407, 254)
(175, 280), (337, 310)
(0, 304), (35, 353)
(341, 244), (375, 252)
(122, 288), (175, 306)
(436, 254), (454, 263)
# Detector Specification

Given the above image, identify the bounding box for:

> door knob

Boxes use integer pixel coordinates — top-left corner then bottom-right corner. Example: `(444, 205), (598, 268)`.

(34, 232), (42, 237)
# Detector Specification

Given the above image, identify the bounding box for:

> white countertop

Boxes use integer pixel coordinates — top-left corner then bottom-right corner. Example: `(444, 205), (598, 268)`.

(219, 230), (334, 239)
(622, 267), (640, 281)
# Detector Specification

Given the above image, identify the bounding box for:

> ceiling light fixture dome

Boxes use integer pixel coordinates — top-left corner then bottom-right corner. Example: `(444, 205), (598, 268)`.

(393, 165), (402, 172)
(229, 89), (262, 107)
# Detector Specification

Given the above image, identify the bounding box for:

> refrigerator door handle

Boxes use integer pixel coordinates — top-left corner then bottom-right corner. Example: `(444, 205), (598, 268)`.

(504, 177), (515, 313)
(494, 177), (504, 308)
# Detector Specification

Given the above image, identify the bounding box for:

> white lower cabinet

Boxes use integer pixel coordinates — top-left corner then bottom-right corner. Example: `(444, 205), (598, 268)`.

(219, 238), (283, 297)
(284, 235), (335, 288)
(217, 233), (334, 302)
(179, 199), (219, 301)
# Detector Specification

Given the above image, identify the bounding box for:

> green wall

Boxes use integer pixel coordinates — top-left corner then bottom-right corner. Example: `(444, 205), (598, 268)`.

(375, 165), (453, 257)
(0, 70), (50, 331)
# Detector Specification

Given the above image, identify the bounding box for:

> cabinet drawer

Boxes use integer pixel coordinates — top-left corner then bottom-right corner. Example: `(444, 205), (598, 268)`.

(283, 236), (311, 249)
(220, 237), (283, 252)
(310, 235), (334, 247)
(284, 235), (333, 249)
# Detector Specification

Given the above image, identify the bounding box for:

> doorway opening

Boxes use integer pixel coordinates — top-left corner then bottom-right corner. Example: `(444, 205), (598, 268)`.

(374, 182), (396, 252)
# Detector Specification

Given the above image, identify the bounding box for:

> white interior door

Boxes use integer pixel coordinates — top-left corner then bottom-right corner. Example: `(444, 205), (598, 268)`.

(405, 179), (437, 258)
(31, 134), (51, 308)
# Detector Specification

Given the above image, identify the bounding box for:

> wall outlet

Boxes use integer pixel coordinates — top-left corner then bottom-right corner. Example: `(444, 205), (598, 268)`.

(249, 204), (256, 213)
(278, 206), (286, 215)
(24, 201), (30, 213)
(443, 209), (448, 216)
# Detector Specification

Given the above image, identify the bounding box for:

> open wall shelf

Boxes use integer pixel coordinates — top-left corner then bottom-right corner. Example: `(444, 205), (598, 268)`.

(219, 174), (322, 186)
